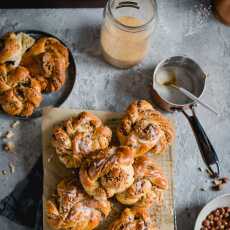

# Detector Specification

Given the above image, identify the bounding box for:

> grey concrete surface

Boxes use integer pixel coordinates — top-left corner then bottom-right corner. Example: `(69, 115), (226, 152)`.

(0, 1), (230, 229)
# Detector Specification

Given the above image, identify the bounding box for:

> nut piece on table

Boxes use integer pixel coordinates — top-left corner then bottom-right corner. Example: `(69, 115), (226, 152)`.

(3, 142), (15, 152)
(212, 177), (229, 191)
(11, 120), (20, 128)
(3, 130), (14, 139)
(1, 170), (7, 176)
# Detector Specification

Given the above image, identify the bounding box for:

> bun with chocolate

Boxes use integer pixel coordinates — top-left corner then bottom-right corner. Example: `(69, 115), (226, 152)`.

(21, 37), (69, 92)
(0, 64), (42, 116)
(0, 32), (35, 67)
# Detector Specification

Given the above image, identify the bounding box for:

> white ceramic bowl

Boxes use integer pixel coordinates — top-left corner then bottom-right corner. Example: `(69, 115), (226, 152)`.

(194, 193), (230, 230)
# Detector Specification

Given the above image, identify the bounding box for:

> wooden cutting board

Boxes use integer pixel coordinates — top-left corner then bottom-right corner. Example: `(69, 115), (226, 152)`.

(42, 107), (175, 230)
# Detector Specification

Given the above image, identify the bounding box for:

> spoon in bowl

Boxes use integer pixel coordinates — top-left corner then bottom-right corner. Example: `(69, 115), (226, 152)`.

(157, 71), (219, 116)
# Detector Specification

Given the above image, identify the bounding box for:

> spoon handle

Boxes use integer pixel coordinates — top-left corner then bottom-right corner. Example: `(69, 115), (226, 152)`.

(176, 86), (219, 116)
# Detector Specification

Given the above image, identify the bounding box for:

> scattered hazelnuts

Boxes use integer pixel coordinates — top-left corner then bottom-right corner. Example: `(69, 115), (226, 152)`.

(201, 207), (230, 229)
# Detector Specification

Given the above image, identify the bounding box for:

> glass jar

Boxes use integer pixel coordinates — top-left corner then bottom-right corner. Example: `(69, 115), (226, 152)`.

(100, 0), (157, 69)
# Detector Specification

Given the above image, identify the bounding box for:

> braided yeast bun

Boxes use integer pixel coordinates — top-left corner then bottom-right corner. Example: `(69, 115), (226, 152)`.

(21, 37), (69, 92)
(116, 155), (168, 207)
(46, 178), (111, 230)
(52, 112), (112, 168)
(0, 32), (20, 65)
(117, 100), (175, 156)
(109, 207), (158, 230)
(0, 65), (42, 116)
(80, 146), (134, 200)
(0, 32), (35, 67)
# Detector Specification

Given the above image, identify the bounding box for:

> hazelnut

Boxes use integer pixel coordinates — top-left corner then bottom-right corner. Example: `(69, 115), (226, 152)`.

(203, 220), (210, 226)
(3, 142), (15, 152)
(208, 214), (214, 220)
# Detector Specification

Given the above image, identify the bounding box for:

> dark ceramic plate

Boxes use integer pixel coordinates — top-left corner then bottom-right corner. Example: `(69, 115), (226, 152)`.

(0, 30), (77, 119)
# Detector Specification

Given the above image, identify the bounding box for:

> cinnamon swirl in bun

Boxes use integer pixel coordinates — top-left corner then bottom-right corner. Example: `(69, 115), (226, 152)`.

(79, 146), (134, 200)
(52, 112), (112, 168)
(117, 100), (175, 156)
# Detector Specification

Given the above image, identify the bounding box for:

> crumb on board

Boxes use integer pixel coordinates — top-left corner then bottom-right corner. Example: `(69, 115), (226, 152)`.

(11, 120), (20, 128)
(3, 142), (15, 152)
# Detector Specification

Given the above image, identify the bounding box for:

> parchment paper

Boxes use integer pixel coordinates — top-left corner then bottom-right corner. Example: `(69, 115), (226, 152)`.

(42, 107), (175, 230)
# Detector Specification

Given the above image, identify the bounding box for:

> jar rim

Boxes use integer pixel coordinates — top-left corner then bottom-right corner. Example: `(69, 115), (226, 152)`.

(107, 0), (158, 32)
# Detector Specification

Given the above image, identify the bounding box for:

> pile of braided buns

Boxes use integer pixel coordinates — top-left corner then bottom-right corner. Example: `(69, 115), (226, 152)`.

(0, 32), (69, 117)
(47, 100), (175, 230)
